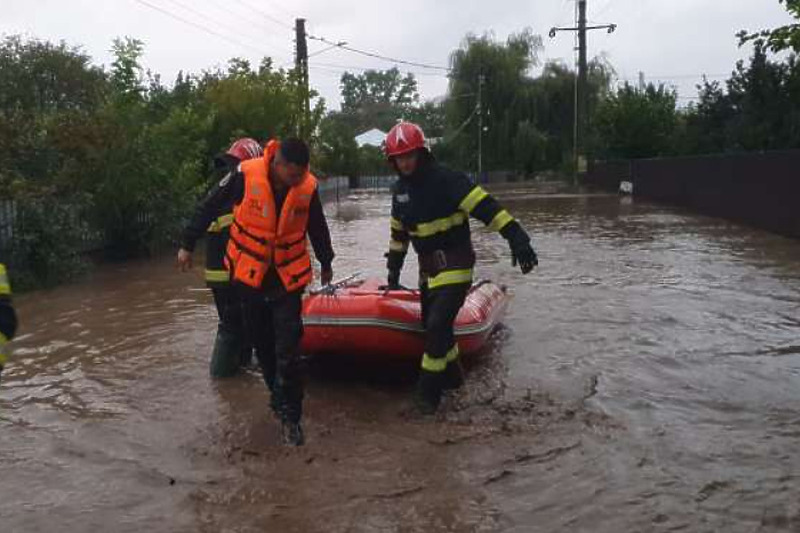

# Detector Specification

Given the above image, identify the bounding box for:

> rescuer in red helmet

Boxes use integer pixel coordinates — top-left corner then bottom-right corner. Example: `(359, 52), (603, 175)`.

(177, 138), (263, 378)
(383, 121), (538, 414)
(0, 259), (17, 385)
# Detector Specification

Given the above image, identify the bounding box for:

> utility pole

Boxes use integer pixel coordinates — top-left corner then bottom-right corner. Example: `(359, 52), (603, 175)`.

(550, 1), (616, 183)
(577, 0), (588, 177)
(477, 73), (485, 182)
(295, 18), (310, 139)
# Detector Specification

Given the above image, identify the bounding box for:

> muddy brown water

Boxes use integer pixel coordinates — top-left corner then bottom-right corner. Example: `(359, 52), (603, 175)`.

(2, 185), (800, 532)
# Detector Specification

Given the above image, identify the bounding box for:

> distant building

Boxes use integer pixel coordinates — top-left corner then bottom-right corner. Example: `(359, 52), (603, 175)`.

(355, 128), (386, 148)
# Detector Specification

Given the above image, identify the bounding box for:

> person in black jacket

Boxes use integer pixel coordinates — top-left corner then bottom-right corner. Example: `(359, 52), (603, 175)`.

(383, 122), (538, 414)
(178, 138), (263, 378)
(0, 260), (18, 384)
(184, 138), (334, 446)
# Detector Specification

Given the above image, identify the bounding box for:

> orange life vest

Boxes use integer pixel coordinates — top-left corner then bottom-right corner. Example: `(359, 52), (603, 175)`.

(225, 143), (317, 292)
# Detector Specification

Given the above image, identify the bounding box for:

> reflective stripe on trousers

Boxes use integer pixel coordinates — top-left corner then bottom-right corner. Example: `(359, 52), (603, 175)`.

(421, 344), (459, 373)
(427, 268), (473, 289)
(0, 331), (8, 367)
(0, 264), (10, 296)
(205, 269), (230, 284)
(419, 283), (469, 373)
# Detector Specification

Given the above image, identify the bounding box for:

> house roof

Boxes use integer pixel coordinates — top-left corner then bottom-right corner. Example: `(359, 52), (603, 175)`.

(355, 128), (387, 148)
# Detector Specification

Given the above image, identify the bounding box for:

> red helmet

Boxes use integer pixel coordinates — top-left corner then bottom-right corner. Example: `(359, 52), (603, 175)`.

(226, 138), (263, 161)
(384, 122), (426, 158)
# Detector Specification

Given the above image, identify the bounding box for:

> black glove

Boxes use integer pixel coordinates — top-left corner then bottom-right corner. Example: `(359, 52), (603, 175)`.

(386, 270), (402, 290)
(510, 240), (538, 274)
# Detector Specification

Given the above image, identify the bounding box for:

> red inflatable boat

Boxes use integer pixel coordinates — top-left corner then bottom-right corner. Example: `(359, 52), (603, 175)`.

(301, 277), (509, 360)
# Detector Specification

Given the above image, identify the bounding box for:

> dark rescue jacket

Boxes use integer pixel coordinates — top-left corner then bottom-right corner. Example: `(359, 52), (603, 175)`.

(0, 262), (17, 368)
(387, 158), (523, 289)
(204, 210), (234, 288)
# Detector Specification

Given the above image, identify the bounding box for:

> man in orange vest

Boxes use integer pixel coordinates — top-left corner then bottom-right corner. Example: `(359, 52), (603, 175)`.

(0, 260), (18, 384)
(193, 138), (334, 446)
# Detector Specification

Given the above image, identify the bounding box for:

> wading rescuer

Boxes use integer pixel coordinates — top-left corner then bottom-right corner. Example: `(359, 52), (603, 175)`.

(0, 261), (18, 384)
(178, 138), (263, 378)
(196, 138), (334, 446)
(383, 121), (538, 414)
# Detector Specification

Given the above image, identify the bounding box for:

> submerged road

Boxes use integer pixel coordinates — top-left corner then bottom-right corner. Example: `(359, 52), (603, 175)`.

(2, 184), (800, 532)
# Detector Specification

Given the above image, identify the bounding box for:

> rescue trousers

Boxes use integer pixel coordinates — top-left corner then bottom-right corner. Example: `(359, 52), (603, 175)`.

(240, 290), (305, 424)
(209, 285), (248, 377)
(420, 282), (470, 373)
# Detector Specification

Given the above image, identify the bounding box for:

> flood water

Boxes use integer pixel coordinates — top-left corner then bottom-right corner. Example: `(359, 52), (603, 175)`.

(2, 184), (800, 532)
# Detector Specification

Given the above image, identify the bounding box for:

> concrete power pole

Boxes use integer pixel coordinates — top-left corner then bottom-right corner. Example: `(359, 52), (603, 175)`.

(549, 1), (616, 182)
(477, 73), (485, 182)
(295, 18), (310, 139)
(577, 0), (588, 176)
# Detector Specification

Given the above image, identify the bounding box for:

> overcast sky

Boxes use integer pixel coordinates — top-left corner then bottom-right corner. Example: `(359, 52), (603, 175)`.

(2, 0), (794, 110)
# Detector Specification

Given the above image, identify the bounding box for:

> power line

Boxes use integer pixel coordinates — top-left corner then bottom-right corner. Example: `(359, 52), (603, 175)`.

(307, 67), (347, 79)
(193, 0), (296, 50)
(227, 0), (295, 32)
(130, 0), (277, 57)
(162, 0), (289, 57)
(308, 42), (345, 59)
(555, 0), (576, 27)
(243, 0), (298, 25)
(307, 34), (450, 72)
(444, 103), (479, 143)
(626, 73), (729, 80)
(592, 0), (614, 19)
(309, 61), (449, 78)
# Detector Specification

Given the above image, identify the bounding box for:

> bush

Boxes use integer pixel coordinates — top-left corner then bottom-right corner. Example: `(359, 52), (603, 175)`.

(8, 197), (88, 290)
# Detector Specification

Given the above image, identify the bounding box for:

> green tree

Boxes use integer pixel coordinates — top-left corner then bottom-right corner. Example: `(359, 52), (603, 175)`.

(358, 145), (388, 176)
(528, 59), (613, 170)
(679, 79), (735, 155)
(724, 42), (800, 150)
(199, 57), (321, 154)
(0, 36), (107, 194)
(316, 113), (360, 177)
(594, 83), (679, 160)
(446, 29), (543, 172)
(678, 41), (800, 155)
(739, 0), (800, 53)
(109, 37), (145, 102)
(340, 67), (418, 113)
(0, 35), (106, 113)
(338, 67), (419, 133)
(0, 33), (318, 285)
(513, 120), (548, 174)
(404, 100), (446, 138)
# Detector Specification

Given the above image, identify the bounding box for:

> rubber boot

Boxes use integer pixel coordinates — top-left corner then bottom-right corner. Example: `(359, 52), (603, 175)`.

(442, 360), (465, 391)
(413, 370), (445, 415)
(281, 420), (305, 446)
(209, 328), (243, 378)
